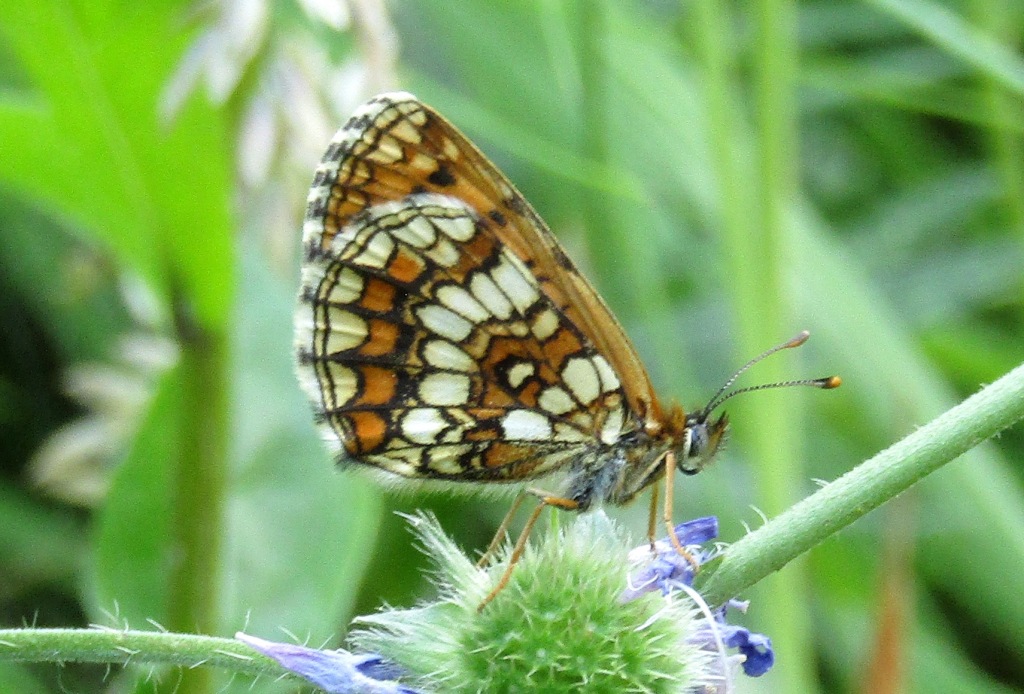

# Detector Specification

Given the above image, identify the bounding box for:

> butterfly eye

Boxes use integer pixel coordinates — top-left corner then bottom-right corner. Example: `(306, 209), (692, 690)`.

(676, 423), (704, 475)
(678, 413), (729, 475)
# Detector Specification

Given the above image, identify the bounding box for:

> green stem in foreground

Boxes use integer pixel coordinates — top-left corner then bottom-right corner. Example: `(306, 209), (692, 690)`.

(0, 628), (276, 679)
(698, 360), (1024, 606)
(4, 364), (1023, 686)
(168, 291), (231, 694)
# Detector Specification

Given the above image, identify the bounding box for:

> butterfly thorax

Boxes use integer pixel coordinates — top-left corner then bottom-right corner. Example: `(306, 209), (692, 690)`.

(562, 401), (728, 511)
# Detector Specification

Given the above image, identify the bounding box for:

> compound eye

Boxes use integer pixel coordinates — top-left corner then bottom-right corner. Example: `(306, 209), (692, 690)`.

(689, 426), (708, 458)
(676, 424), (706, 475)
(676, 413), (728, 476)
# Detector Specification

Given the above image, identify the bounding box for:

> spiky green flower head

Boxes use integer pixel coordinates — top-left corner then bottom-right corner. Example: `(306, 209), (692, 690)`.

(350, 511), (717, 693)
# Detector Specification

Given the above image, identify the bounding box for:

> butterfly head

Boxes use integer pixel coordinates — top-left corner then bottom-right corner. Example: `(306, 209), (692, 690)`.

(677, 410), (729, 475)
(669, 330), (840, 476)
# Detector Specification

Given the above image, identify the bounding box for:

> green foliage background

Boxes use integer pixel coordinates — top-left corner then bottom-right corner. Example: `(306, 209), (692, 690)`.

(0, 1), (1021, 693)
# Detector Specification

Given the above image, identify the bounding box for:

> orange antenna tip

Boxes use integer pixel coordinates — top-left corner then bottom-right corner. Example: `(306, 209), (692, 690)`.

(784, 330), (811, 349)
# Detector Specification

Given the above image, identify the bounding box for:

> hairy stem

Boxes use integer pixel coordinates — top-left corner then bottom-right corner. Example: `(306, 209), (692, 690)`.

(698, 360), (1024, 605)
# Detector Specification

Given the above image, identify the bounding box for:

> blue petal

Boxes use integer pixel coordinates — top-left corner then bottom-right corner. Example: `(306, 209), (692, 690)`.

(353, 653), (408, 681)
(621, 516), (719, 602)
(673, 516), (719, 546)
(720, 626), (775, 677)
(236, 633), (419, 694)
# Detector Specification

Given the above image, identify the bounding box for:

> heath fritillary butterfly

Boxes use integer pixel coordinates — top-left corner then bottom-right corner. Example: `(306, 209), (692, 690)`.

(294, 92), (839, 606)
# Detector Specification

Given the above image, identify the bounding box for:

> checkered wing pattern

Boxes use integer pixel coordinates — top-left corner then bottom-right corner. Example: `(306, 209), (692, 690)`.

(295, 93), (664, 484)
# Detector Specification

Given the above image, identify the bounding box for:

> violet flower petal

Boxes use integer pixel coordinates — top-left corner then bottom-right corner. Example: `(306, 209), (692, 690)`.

(236, 632), (419, 694)
(719, 625), (775, 677)
(673, 516), (719, 546)
(621, 516), (719, 602)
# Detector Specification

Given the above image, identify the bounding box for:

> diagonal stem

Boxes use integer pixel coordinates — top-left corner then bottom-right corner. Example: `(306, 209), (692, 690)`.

(697, 360), (1024, 606)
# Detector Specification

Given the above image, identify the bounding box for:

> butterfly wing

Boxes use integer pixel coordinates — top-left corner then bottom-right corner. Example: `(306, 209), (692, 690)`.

(296, 93), (664, 484)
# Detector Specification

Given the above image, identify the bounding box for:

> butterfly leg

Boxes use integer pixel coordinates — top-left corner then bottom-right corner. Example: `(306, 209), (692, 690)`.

(662, 452), (700, 571)
(477, 489), (579, 611)
(647, 479), (660, 553)
(477, 491), (529, 569)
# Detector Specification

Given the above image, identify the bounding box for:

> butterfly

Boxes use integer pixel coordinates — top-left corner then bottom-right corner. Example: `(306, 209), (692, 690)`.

(294, 92), (839, 606)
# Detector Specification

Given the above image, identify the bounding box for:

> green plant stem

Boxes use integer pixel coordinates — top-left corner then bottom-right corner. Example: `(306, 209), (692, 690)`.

(0, 628), (276, 679)
(698, 360), (1024, 607)
(169, 307), (230, 694)
(746, 1), (816, 690)
(578, 2), (644, 319)
(578, 0), (617, 297)
(972, 0), (1024, 238)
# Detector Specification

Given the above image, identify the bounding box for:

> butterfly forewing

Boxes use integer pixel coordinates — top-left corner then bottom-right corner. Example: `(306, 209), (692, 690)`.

(296, 92), (664, 485)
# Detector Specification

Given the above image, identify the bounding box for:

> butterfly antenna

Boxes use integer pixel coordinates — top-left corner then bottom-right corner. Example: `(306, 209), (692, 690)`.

(701, 331), (840, 417)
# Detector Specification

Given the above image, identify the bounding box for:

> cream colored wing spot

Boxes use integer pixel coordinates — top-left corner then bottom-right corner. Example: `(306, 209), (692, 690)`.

(501, 410), (553, 441)
(592, 354), (622, 392)
(599, 403), (625, 445)
(562, 356), (601, 405)
(391, 213), (438, 248)
(538, 385), (575, 415)
(385, 214), (432, 252)
(390, 117), (421, 144)
(352, 231), (395, 269)
(367, 450), (419, 477)
(469, 272), (515, 320)
(552, 421), (591, 443)
(409, 152), (438, 172)
(423, 236), (461, 268)
(418, 372), (472, 407)
(436, 284), (491, 324)
(506, 361), (535, 389)
(422, 339), (476, 372)
(306, 305), (358, 334)
(507, 320), (530, 338)
(490, 254), (541, 315)
(323, 311), (368, 353)
(440, 136), (460, 160)
(401, 407), (448, 445)
(338, 158), (370, 187)
(530, 308), (560, 341)
(399, 100), (428, 125)
(321, 266), (365, 303)
(367, 133), (404, 164)
(426, 446), (474, 475)
(318, 363), (357, 409)
(434, 213), (477, 242)
(416, 304), (474, 342)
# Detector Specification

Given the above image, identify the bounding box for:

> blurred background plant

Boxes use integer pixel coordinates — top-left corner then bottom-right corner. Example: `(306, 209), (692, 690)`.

(0, 1), (1021, 693)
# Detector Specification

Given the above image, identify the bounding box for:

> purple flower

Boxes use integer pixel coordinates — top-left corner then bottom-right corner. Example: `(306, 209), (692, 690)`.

(620, 516), (719, 601)
(720, 623), (774, 677)
(620, 517), (776, 681)
(236, 632), (420, 694)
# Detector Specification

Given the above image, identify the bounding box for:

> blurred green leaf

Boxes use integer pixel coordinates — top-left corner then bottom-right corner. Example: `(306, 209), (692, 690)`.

(911, 599), (1022, 694)
(0, 663), (47, 694)
(90, 369), (176, 627)
(0, 482), (83, 598)
(868, 0), (1024, 96)
(0, 1), (234, 330)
